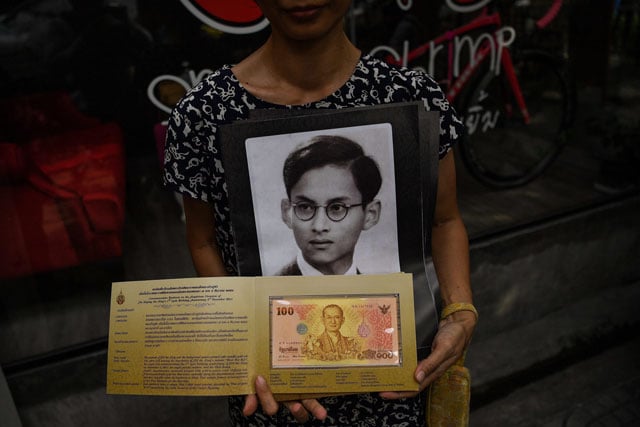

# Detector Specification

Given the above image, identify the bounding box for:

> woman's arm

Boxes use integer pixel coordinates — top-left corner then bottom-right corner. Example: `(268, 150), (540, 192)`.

(431, 151), (475, 335)
(419, 151), (476, 385)
(183, 196), (228, 277)
(380, 151), (476, 398)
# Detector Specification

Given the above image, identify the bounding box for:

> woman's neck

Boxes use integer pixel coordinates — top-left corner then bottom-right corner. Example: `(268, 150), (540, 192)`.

(232, 31), (361, 106)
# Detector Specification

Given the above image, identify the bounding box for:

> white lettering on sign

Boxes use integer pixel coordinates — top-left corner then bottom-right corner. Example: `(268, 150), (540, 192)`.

(454, 26), (515, 76)
(370, 26), (516, 80)
(446, 0), (492, 13)
(396, 0), (413, 12)
(464, 90), (501, 135)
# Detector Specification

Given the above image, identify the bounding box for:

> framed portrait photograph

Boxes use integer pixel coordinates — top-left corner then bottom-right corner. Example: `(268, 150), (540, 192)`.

(245, 123), (400, 276)
(220, 102), (441, 356)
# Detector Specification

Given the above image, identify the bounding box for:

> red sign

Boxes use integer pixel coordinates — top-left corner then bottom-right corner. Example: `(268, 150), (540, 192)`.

(179, 0), (269, 34)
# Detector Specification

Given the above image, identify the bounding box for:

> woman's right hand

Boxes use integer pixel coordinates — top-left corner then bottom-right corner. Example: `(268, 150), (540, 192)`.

(243, 375), (328, 424)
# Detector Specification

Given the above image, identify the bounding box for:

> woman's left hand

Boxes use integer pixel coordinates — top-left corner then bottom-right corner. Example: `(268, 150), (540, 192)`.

(379, 309), (476, 399)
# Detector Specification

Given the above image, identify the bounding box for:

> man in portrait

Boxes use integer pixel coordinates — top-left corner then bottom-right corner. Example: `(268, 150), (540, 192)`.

(278, 135), (383, 276)
(304, 304), (360, 361)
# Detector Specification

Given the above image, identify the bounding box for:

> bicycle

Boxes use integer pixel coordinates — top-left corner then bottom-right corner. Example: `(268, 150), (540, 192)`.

(379, 0), (574, 188)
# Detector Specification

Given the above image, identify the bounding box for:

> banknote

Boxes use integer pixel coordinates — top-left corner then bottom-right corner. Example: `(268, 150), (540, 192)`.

(270, 295), (402, 368)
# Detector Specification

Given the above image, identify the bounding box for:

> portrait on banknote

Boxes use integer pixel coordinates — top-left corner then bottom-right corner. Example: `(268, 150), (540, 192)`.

(270, 294), (402, 368)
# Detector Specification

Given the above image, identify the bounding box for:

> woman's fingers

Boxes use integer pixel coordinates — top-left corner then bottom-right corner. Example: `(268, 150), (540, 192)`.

(378, 390), (419, 400)
(254, 376), (279, 416)
(283, 398), (328, 423)
(283, 401), (309, 423)
(248, 376), (328, 423)
(242, 393), (258, 416)
(301, 398), (328, 421)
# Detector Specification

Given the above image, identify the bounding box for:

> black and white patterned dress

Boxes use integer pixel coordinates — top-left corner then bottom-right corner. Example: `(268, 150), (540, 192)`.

(163, 54), (464, 427)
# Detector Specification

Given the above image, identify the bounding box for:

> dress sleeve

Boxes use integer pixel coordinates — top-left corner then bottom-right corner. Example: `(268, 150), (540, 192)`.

(412, 72), (466, 159)
(162, 90), (217, 203)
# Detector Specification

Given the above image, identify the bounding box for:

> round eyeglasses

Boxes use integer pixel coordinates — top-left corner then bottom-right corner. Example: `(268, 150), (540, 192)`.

(291, 201), (364, 222)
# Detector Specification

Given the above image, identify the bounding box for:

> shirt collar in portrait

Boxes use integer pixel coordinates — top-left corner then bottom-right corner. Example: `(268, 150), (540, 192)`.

(296, 252), (358, 276)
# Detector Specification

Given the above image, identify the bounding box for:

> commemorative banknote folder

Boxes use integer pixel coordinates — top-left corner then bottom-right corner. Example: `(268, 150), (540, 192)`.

(107, 273), (419, 397)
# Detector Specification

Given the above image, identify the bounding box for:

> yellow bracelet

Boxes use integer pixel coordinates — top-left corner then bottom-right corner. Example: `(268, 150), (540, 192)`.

(440, 302), (478, 321)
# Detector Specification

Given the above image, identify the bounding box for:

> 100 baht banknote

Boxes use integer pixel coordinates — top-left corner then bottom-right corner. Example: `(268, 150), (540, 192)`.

(270, 295), (402, 368)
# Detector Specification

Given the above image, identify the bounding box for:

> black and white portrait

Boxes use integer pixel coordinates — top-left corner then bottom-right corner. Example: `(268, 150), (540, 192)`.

(245, 123), (400, 276)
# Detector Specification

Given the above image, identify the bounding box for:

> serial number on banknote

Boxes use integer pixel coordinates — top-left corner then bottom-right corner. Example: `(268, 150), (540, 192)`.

(270, 295), (402, 368)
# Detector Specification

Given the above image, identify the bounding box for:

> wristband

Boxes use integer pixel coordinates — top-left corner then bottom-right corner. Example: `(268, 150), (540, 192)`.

(440, 302), (478, 321)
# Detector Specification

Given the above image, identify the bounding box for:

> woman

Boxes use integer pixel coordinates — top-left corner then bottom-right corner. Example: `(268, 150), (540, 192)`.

(163, 1), (476, 425)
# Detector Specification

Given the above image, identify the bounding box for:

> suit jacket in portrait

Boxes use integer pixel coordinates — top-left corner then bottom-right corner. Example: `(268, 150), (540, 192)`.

(276, 259), (361, 276)
(277, 259), (302, 276)
(305, 331), (360, 361)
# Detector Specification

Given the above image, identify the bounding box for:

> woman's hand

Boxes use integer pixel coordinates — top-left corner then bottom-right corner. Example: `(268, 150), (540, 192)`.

(243, 375), (328, 424)
(379, 309), (476, 399)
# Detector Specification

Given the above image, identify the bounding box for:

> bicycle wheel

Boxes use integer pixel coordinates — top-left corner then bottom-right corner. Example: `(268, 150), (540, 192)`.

(459, 50), (572, 188)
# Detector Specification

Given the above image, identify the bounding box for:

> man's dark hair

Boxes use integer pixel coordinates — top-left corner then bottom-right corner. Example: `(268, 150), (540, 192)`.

(283, 135), (383, 204)
(322, 304), (344, 318)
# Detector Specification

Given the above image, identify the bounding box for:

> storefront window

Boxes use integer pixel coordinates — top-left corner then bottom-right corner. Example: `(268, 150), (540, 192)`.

(1, 0), (638, 424)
